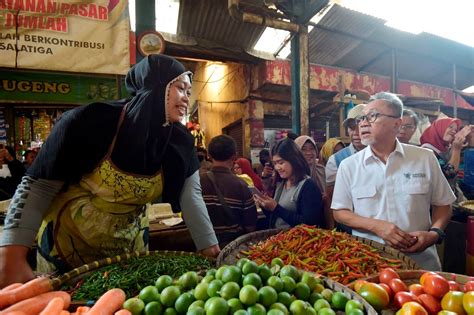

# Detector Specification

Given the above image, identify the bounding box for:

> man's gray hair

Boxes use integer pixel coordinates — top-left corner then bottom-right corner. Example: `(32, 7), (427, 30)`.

(402, 109), (419, 127)
(369, 92), (403, 117)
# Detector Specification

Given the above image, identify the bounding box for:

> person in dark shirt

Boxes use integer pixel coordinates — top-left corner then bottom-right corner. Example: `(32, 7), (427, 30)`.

(200, 135), (258, 247)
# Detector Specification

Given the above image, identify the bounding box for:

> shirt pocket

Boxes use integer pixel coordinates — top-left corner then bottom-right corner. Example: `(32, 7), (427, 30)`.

(352, 186), (377, 214)
(403, 182), (429, 195)
(402, 182), (430, 213)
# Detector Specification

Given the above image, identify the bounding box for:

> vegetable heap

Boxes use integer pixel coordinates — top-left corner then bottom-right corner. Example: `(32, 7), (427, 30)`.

(64, 254), (213, 301)
(120, 259), (368, 315)
(241, 225), (403, 284)
(354, 268), (474, 314)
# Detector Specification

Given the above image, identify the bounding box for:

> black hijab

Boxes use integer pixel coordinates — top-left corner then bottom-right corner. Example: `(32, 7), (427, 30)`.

(29, 55), (199, 211)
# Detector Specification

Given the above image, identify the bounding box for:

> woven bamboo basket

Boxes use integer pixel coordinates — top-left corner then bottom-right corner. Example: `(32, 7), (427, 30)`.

(52, 250), (215, 290)
(458, 200), (474, 215)
(217, 228), (420, 270)
(362, 269), (474, 287)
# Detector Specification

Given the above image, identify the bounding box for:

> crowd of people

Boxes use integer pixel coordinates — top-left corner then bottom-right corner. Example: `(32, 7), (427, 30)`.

(0, 55), (470, 288)
(195, 93), (470, 272)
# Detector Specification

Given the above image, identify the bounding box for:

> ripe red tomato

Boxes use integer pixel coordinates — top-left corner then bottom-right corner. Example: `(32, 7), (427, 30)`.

(379, 283), (393, 299)
(417, 294), (441, 314)
(447, 280), (461, 291)
(394, 291), (420, 309)
(409, 284), (425, 296)
(398, 301), (428, 315)
(358, 282), (390, 311)
(379, 267), (400, 285)
(389, 278), (409, 294)
(422, 274), (449, 298)
(464, 280), (474, 292)
(419, 272), (438, 285)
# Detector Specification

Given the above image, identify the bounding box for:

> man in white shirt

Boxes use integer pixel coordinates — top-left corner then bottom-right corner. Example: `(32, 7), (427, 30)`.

(331, 92), (455, 270)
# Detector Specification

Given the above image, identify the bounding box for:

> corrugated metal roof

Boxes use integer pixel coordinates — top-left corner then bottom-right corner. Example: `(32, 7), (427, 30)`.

(169, 1), (473, 88)
(178, 0), (265, 50)
(305, 4), (474, 89)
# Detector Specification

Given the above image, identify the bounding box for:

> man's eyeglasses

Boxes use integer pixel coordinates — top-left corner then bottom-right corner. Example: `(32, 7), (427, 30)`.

(400, 124), (416, 130)
(355, 112), (400, 124)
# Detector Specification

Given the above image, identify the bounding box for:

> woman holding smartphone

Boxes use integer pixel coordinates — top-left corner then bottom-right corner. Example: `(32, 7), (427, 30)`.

(253, 138), (325, 228)
(420, 117), (471, 202)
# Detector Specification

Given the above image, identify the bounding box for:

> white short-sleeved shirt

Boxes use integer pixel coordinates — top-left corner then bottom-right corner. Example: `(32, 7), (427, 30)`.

(325, 143), (357, 185)
(331, 141), (456, 270)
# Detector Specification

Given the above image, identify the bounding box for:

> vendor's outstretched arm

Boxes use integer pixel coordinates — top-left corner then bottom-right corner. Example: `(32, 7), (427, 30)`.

(179, 170), (220, 256)
(0, 176), (63, 288)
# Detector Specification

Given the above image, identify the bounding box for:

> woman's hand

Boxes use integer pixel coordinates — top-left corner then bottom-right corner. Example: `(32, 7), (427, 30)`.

(0, 246), (34, 288)
(452, 133), (466, 151)
(199, 244), (220, 258)
(253, 194), (277, 211)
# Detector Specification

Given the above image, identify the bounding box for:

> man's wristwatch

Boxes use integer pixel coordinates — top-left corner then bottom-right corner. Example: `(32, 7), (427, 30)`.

(429, 227), (446, 244)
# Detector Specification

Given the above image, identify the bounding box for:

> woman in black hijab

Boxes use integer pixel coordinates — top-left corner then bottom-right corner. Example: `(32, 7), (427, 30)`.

(0, 55), (219, 287)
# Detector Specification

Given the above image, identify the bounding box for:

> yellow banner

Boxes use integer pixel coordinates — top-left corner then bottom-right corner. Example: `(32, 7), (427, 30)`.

(0, 0), (130, 74)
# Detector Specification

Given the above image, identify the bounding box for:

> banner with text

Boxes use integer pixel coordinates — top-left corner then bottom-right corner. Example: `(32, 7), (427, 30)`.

(0, 70), (128, 104)
(0, 0), (130, 74)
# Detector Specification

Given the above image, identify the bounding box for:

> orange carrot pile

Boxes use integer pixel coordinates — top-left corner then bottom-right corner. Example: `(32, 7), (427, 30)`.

(87, 288), (126, 315)
(39, 297), (65, 315)
(0, 277), (125, 315)
(0, 277), (53, 309)
(0, 291), (70, 314)
(242, 224), (403, 284)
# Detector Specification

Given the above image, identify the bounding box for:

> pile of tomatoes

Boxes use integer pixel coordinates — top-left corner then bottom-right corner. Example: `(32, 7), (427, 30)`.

(352, 268), (474, 314)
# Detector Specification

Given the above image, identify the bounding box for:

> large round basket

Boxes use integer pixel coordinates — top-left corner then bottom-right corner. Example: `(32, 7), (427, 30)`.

(217, 228), (420, 284)
(458, 200), (474, 215)
(362, 269), (474, 287)
(51, 250), (214, 290)
(218, 228), (419, 268)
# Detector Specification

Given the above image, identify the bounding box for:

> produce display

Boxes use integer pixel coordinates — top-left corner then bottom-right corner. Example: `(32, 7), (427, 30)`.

(63, 254), (213, 301)
(353, 268), (474, 314)
(2, 226), (472, 314)
(119, 258), (369, 315)
(0, 260), (371, 314)
(241, 225), (403, 284)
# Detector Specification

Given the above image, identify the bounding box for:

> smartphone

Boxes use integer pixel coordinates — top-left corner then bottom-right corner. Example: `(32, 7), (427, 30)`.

(249, 186), (263, 197)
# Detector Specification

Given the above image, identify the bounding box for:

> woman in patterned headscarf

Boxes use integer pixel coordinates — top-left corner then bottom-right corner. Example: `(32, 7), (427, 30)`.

(320, 138), (345, 166)
(0, 55), (219, 287)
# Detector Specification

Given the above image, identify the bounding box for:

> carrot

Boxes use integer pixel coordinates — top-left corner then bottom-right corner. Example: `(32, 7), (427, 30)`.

(0, 277), (53, 309)
(1, 312), (26, 315)
(0, 284), (22, 293)
(39, 297), (64, 315)
(114, 310), (131, 315)
(59, 311), (70, 315)
(86, 288), (126, 315)
(73, 306), (90, 315)
(0, 291), (70, 315)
